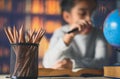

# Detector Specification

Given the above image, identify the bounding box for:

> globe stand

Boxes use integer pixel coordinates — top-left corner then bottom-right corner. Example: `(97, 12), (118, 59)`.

(113, 47), (120, 66)
(104, 47), (120, 78)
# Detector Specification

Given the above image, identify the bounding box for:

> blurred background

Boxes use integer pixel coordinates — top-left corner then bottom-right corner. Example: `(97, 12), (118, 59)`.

(0, 0), (119, 74)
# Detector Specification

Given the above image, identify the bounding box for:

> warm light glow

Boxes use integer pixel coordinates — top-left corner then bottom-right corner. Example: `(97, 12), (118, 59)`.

(3, 48), (10, 57)
(2, 64), (9, 73)
(39, 36), (49, 58)
(38, 36), (49, 68)
(31, 17), (43, 31)
(0, 17), (7, 29)
(45, 0), (60, 15)
(0, 0), (4, 10)
(0, 47), (2, 57)
(31, 0), (44, 14)
(7, 0), (12, 11)
(45, 20), (61, 34)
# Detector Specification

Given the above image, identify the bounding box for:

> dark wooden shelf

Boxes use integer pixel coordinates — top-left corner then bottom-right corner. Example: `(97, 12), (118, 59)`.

(0, 11), (61, 20)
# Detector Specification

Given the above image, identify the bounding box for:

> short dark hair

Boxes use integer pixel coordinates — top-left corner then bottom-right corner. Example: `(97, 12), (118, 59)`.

(60, 0), (97, 14)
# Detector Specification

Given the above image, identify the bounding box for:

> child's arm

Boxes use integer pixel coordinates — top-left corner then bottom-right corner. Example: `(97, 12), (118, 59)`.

(43, 28), (73, 68)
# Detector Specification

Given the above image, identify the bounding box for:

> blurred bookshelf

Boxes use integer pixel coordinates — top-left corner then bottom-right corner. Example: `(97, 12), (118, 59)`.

(0, 0), (61, 74)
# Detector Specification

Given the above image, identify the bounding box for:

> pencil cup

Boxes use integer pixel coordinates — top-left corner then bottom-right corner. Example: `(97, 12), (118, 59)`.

(10, 43), (38, 79)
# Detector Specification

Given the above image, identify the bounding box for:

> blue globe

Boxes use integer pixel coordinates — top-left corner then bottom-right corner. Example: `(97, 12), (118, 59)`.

(103, 9), (120, 47)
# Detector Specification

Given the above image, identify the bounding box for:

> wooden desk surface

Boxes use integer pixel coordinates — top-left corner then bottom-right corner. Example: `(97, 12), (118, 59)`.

(0, 75), (112, 79)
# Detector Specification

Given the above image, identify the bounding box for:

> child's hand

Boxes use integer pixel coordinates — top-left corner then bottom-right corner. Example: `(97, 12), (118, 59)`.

(63, 20), (92, 46)
(51, 58), (73, 70)
(70, 20), (92, 34)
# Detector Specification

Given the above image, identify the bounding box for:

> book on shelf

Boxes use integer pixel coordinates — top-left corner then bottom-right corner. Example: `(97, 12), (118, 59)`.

(38, 68), (103, 77)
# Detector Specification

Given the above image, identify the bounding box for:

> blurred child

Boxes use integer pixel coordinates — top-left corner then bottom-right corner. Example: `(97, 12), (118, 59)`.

(43, 0), (110, 70)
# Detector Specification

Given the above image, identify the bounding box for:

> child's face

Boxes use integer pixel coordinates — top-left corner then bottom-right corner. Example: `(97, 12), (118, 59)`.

(64, 1), (95, 34)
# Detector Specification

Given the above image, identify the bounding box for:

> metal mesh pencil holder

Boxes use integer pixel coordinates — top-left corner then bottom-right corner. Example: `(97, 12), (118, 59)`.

(10, 43), (38, 79)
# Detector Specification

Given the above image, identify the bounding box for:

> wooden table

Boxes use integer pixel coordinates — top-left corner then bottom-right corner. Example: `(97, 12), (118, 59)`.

(0, 75), (112, 79)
